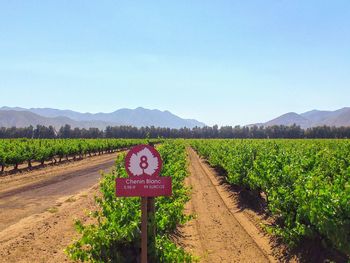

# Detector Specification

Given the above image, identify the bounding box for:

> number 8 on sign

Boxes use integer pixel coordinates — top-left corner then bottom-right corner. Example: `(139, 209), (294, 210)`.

(126, 145), (162, 177)
(140, 156), (149, 171)
(116, 144), (171, 197)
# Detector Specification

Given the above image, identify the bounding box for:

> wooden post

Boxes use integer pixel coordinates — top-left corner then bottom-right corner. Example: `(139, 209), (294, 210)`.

(141, 197), (148, 263)
(147, 142), (156, 261)
(147, 197), (156, 261)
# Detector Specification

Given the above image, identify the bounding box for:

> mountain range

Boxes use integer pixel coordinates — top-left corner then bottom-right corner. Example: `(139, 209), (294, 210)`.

(256, 107), (350, 129)
(0, 107), (205, 129)
(1, 106), (349, 130)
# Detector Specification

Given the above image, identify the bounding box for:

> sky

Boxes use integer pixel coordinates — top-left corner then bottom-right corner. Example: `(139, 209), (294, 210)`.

(0, 1), (349, 126)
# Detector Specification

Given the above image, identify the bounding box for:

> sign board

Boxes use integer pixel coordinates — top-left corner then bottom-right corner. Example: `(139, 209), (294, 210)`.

(116, 145), (172, 197)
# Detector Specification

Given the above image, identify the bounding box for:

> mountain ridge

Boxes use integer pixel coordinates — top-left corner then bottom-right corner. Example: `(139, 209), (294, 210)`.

(0, 107), (205, 129)
(2, 106), (349, 129)
(258, 107), (350, 128)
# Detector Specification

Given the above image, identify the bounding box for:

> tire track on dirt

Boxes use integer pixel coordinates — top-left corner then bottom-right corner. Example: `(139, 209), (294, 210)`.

(178, 148), (275, 263)
(0, 153), (117, 232)
(0, 152), (121, 263)
(0, 185), (100, 263)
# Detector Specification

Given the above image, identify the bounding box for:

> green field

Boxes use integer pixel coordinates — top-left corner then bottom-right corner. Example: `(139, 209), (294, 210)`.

(191, 139), (350, 255)
(0, 138), (147, 171)
(1, 138), (349, 260)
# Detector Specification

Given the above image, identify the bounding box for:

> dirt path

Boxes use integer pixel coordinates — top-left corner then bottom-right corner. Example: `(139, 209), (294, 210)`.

(0, 153), (117, 232)
(0, 152), (119, 195)
(178, 148), (278, 263)
(0, 185), (99, 263)
(0, 153), (118, 263)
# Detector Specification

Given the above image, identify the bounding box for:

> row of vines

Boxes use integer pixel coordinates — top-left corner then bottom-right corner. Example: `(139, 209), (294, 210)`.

(66, 140), (194, 262)
(191, 139), (350, 256)
(0, 139), (148, 171)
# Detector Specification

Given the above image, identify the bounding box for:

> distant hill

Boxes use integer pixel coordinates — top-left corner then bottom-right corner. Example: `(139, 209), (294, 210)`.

(303, 108), (350, 127)
(0, 110), (111, 130)
(259, 107), (350, 128)
(0, 107), (206, 129)
(264, 112), (311, 129)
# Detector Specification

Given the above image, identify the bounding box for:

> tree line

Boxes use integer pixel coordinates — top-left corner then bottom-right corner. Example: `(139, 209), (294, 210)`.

(0, 124), (350, 139)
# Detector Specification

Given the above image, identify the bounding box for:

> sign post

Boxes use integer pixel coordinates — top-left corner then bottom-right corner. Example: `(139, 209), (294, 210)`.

(116, 145), (172, 263)
(141, 197), (148, 263)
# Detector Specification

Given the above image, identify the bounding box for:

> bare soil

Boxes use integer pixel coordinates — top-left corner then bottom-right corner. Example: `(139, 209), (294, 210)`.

(0, 152), (118, 195)
(178, 149), (290, 262)
(175, 148), (278, 263)
(0, 153), (117, 263)
(0, 186), (99, 263)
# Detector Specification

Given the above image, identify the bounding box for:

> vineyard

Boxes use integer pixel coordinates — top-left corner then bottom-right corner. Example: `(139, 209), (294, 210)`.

(66, 140), (194, 262)
(191, 139), (350, 256)
(0, 138), (148, 171)
(0, 138), (349, 262)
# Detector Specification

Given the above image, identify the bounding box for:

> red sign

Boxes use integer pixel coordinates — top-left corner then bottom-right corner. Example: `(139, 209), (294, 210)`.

(116, 145), (172, 197)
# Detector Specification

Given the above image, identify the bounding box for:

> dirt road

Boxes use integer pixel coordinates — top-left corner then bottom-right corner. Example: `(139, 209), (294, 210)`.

(0, 153), (117, 263)
(178, 148), (277, 263)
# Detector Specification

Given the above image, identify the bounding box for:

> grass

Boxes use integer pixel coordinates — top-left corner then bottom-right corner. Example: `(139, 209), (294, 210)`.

(47, 207), (59, 213)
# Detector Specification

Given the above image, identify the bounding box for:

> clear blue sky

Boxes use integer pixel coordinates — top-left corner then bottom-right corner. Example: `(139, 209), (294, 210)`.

(0, 1), (349, 126)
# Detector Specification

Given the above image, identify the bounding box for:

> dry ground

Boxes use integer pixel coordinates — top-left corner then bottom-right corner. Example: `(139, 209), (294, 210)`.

(0, 153), (117, 263)
(175, 148), (279, 263)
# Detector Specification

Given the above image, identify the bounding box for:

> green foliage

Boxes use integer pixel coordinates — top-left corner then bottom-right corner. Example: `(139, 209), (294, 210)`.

(0, 138), (148, 169)
(156, 236), (193, 263)
(66, 141), (194, 262)
(191, 139), (350, 255)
